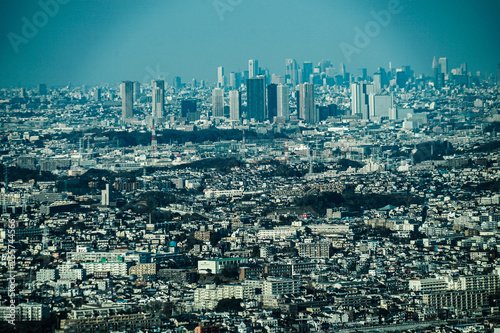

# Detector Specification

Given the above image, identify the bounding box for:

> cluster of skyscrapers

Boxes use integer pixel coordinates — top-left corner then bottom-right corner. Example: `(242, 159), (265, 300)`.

(118, 57), (494, 125)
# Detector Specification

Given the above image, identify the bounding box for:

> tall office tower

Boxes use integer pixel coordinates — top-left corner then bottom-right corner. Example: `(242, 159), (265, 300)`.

(246, 75), (266, 121)
(396, 69), (406, 88)
(325, 67), (335, 78)
(350, 83), (361, 116)
(19, 88), (27, 98)
(297, 69), (304, 86)
(229, 72), (241, 89)
(360, 83), (374, 119)
(361, 68), (367, 81)
(303, 61), (313, 84)
(432, 56), (444, 88)
(379, 67), (389, 87)
(285, 59), (299, 86)
(229, 90), (241, 121)
(192, 78), (197, 88)
(277, 84), (290, 121)
(152, 80), (165, 120)
(295, 90), (300, 115)
(299, 83), (316, 123)
(173, 76), (182, 89)
(121, 81), (134, 119)
(133, 81), (141, 100)
(461, 63), (468, 74)
(93, 87), (102, 101)
(181, 100), (197, 117)
(319, 59), (332, 73)
(373, 73), (382, 93)
(432, 56), (441, 77)
(351, 83), (373, 119)
(369, 94), (393, 118)
(262, 68), (270, 84)
(249, 59), (259, 79)
(271, 74), (286, 85)
(38, 83), (47, 95)
(340, 63), (346, 77)
(402, 65), (413, 79)
(182, 100), (199, 122)
(217, 66), (225, 87)
(439, 57), (448, 74)
(241, 70), (249, 83)
(212, 88), (224, 118)
(267, 84), (278, 121)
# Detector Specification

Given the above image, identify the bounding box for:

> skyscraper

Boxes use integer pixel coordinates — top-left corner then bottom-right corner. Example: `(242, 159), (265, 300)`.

(229, 90), (241, 121)
(133, 81), (141, 101)
(152, 80), (165, 120)
(121, 81), (134, 119)
(299, 83), (316, 123)
(396, 69), (406, 88)
(181, 100), (197, 117)
(182, 100), (199, 122)
(212, 88), (224, 118)
(217, 66), (225, 87)
(248, 59), (259, 79)
(350, 83), (361, 116)
(373, 73), (382, 93)
(361, 83), (374, 119)
(173, 76), (182, 89)
(340, 63), (346, 78)
(246, 75), (266, 121)
(303, 61), (313, 84)
(439, 57), (448, 75)
(267, 84), (278, 122)
(93, 87), (102, 101)
(277, 84), (290, 121)
(351, 82), (373, 119)
(297, 69), (304, 86)
(38, 83), (47, 95)
(368, 94), (393, 118)
(229, 72), (240, 89)
(285, 59), (298, 86)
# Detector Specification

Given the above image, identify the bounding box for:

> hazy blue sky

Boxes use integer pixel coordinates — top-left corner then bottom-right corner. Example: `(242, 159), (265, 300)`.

(1, 0), (499, 88)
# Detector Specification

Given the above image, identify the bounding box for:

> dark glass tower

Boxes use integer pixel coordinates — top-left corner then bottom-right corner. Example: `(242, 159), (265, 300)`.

(246, 75), (266, 122)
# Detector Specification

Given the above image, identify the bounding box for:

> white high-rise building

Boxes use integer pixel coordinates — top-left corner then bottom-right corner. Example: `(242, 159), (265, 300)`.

(120, 81), (134, 119)
(351, 82), (373, 119)
(217, 66), (225, 87)
(229, 90), (240, 121)
(212, 88), (224, 118)
(277, 84), (289, 121)
(439, 57), (448, 74)
(151, 80), (164, 119)
(248, 59), (259, 79)
(373, 73), (382, 93)
(299, 83), (316, 123)
(285, 59), (298, 86)
(351, 83), (361, 116)
(369, 94), (393, 119)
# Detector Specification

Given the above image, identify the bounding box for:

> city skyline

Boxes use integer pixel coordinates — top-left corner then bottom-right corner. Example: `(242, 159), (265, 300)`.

(1, 0), (500, 87)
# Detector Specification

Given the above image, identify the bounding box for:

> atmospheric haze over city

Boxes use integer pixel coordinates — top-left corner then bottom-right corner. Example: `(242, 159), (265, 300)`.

(1, 1), (500, 333)
(0, 0), (500, 87)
